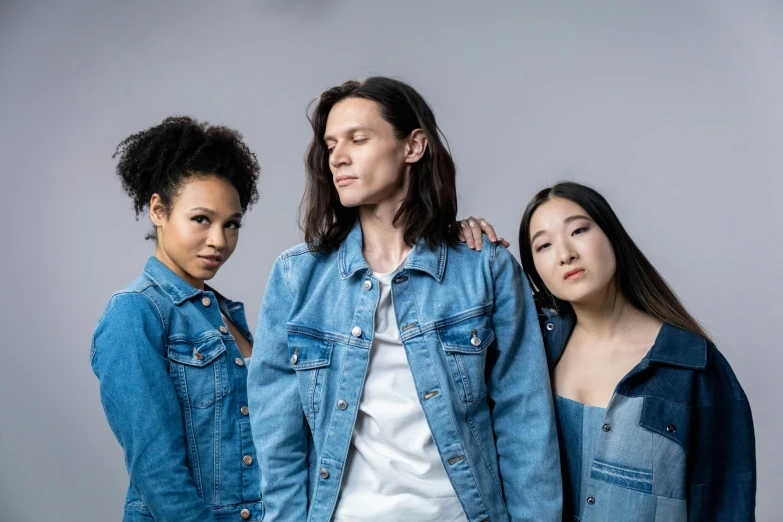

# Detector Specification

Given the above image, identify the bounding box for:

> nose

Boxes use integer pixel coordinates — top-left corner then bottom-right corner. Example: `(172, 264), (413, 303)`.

(558, 240), (578, 266)
(205, 226), (227, 251)
(328, 141), (350, 170)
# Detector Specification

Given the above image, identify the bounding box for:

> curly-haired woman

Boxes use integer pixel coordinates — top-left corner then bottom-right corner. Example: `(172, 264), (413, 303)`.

(90, 116), (263, 521)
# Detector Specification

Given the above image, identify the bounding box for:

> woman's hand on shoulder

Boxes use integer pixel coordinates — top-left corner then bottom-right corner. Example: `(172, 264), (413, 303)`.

(457, 216), (510, 251)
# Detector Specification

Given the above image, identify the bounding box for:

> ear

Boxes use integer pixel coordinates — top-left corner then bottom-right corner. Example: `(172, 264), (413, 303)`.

(149, 194), (167, 227)
(404, 129), (428, 164)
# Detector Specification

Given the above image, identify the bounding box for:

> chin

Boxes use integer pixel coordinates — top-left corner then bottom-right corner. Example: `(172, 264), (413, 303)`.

(337, 193), (364, 208)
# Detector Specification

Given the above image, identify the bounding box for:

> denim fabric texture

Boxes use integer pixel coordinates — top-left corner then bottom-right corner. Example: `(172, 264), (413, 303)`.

(541, 308), (756, 522)
(91, 257), (263, 521)
(248, 221), (562, 522)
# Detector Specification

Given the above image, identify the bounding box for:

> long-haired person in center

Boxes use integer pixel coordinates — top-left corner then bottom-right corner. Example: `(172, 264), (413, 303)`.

(515, 181), (755, 521)
(91, 117), (263, 521)
(247, 77), (562, 522)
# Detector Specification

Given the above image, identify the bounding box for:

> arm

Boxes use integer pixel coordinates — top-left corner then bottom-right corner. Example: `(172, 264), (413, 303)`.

(247, 255), (309, 521)
(90, 293), (217, 522)
(688, 348), (756, 521)
(487, 245), (562, 521)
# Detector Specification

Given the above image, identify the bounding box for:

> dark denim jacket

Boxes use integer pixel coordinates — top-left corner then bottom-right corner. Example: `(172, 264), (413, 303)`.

(541, 308), (756, 522)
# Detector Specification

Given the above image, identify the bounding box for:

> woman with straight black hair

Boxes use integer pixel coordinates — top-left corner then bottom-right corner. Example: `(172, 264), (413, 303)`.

(248, 77), (562, 522)
(516, 181), (756, 521)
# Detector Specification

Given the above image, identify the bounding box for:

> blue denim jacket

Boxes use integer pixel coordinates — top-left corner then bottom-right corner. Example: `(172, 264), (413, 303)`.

(541, 308), (756, 522)
(91, 257), (264, 522)
(247, 222), (562, 522)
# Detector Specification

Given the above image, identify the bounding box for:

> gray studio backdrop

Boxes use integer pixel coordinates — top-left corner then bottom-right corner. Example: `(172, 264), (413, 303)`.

(1, 1), (780, 520)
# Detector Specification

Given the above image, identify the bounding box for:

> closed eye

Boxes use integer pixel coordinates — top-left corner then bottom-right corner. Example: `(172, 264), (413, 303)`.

(353, 138), (367, 145)
(535, 242), (551, 253)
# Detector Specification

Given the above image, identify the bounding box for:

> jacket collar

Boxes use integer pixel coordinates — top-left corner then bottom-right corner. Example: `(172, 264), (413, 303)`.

(143, 256), (205, 305)
(542, 308), (707, 370)
(338, 220), (447, 281)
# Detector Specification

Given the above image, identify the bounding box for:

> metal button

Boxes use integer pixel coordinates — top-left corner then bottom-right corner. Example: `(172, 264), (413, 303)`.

(193, 350), (204, 361)
(393, 275), (408, 284)
(587, 496), (596, 505)
(243, 455), (253, 466)
(201, 297), (211, 307)
(337, 400), (348, 410)
(240, 508), (251, 520)
(351, 326), (362, 337)
(319, 468), (329, 479)
(470, 335), (481, 347)
(666, 424), (676, 433)
(546, 322), (555, 331)
(219, 326), (228, 334)
(602, 424), (611, 432)
(240, 406), (249, 416)
(363, 280), (372, 290)
(423, 391), (439, 400)
(290, 353), (298, 364)
(447, 455), (465, 465)
(235, 357), (245, 367)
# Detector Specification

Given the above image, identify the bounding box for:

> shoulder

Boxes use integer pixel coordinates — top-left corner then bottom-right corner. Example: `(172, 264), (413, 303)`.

(98, 273), (168, 329)
(447, 236), (517, 268)
(698, 341), (749, 405)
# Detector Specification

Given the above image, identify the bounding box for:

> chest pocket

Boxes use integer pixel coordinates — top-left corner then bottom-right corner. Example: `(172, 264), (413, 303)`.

(287, 331), (333, 419)
(168, 335), (228, 408)
(437, 313), (495, 403)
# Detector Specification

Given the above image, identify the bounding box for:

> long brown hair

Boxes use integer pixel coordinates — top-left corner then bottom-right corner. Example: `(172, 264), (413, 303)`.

(518, 181), (710, 340)
(301, 76), (459, 251)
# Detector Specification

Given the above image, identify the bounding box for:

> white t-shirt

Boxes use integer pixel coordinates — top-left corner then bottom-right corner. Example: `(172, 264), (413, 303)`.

(332, 267), (468, 522)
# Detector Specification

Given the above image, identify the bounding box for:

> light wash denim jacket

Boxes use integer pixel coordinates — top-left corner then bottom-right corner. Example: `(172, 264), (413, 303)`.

(541, 308), (756, 522)
(247, 222), (562, 522)
(91, 257), (263, 522)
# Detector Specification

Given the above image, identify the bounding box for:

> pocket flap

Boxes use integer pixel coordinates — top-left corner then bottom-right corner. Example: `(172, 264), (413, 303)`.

(168, 335), (227, 367)
(438, 314), (495, 354)
(287, 331), (333, 370)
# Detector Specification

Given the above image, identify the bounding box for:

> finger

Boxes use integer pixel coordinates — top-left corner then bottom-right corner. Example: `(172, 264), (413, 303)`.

(457, 222), (466, 242)
(477, 219), (498, 242)
(499, 237), (510, 248)
(469, 219), (483, 251)
(461, 220), (475, 249)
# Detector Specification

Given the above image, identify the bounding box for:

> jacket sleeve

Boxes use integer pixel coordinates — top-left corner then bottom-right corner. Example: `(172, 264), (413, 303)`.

(487, 245), (562, 521)
(688, 346), (756, 521)
(90, 292), (217, 522)
(247, 255), (308, 521)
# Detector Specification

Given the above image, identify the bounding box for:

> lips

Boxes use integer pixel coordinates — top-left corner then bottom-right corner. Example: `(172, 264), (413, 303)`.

(564, 268), (585, 280)
(335, 175), (357, 187)
(199, 255), (223, 269)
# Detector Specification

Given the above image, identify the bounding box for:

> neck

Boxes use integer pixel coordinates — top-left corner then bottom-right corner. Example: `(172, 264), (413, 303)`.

(359, 202), (411, 273)
(571, 284), (639, 340)
(154, 248), (204, 290)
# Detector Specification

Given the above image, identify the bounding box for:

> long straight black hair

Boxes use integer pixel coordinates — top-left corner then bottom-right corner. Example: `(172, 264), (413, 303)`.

(301, 76), (459, 252)
(519, 181), (710, 340)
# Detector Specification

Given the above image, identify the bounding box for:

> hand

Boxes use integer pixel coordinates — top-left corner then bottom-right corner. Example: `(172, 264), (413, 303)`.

(457, 216), (510, 251)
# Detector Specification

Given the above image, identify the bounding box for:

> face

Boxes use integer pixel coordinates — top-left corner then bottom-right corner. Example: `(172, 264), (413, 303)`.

(324, 97), (425, 208)
(151, 176), (243, 289)
(529, 197), (616, 305)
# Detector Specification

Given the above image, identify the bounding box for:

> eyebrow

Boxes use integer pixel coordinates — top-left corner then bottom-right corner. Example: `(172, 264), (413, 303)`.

(530, 214), (593, 243)
(190, 207), (243, 219)
(324, 125), (374, 142)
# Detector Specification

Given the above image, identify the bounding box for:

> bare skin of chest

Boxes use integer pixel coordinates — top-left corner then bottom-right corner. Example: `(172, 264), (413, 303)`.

(222, 313), (253, 358)
(552, 319), (661, 408)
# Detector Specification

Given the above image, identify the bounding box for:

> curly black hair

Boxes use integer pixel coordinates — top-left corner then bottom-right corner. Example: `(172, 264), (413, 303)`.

(113, 116), (260, 240)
